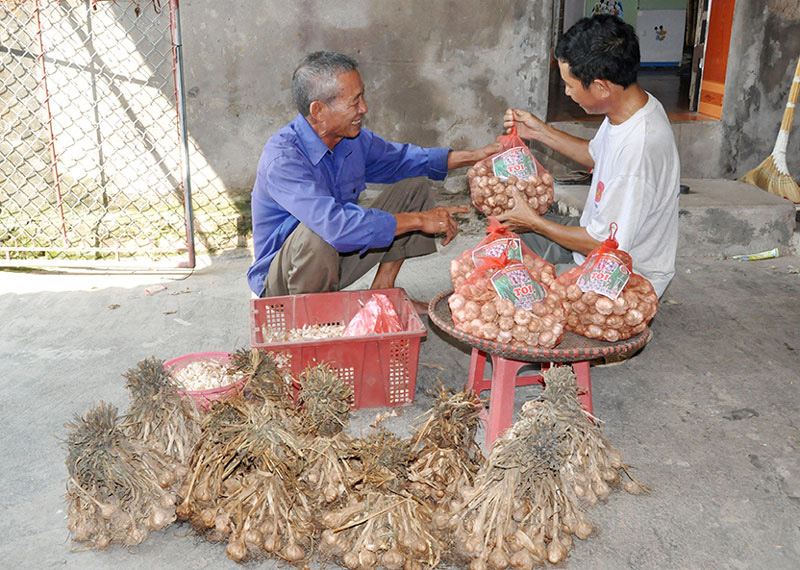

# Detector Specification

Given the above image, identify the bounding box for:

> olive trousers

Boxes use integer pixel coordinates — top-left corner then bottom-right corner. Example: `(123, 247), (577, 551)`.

(262, 179), (436, 297)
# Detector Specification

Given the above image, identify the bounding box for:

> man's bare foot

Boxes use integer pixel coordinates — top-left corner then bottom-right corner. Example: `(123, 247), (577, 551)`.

(410, 298), (429, 316)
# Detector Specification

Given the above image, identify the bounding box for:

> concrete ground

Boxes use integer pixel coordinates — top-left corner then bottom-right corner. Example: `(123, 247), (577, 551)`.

(1, 184), (799, 569)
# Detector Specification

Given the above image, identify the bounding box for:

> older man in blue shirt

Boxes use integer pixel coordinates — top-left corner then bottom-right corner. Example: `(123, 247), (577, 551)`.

(247, 51), (500, 307)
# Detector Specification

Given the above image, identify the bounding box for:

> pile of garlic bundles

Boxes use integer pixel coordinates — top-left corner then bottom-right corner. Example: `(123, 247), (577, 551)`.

(467, 129), (555, 218)
(448, 366), (649, 569)
(549, 224), (658, 342)
(448, 219), (566, 349)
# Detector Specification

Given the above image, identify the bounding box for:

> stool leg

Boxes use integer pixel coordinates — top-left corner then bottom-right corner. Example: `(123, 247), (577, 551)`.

(467, 349), (490, 429)
(485, 356), (527, 448)
(467, 348), (491, 394)
(573, 360), (593, 416)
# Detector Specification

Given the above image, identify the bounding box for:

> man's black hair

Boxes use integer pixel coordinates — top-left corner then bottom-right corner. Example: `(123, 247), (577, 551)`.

(555, 14), (640, 89)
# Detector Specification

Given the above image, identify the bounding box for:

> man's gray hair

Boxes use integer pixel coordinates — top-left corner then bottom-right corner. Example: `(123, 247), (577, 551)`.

(292, 51), (359, 117)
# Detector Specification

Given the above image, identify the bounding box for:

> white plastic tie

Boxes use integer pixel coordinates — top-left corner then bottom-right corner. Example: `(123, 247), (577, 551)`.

(772, 131), (790, 174)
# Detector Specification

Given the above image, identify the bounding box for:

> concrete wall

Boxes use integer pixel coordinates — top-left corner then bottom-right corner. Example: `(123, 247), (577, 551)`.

(3, 1), (797, 205)
(180, 0), (553, 199)
(177, 0), (798, 199)
(721, 0), (800, 179)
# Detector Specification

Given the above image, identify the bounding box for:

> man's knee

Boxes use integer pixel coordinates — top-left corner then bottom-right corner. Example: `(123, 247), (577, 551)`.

(284, 226), (340, 293)
(372, 178), (434, 214)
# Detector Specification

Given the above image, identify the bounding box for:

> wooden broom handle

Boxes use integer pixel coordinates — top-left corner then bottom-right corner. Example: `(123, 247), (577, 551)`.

(779, 55), (800, 133)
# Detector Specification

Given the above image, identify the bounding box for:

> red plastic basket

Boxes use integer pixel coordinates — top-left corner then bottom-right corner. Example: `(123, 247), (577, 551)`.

(250, 288), (426, 409)
(164, 351), (248, 411)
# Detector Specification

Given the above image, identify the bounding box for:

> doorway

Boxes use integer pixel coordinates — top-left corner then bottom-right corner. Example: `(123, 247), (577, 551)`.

(547, 0), (733, 122)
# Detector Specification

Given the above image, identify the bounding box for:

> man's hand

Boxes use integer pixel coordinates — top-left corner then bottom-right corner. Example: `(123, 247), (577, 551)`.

(447, 142), (503, 170)
(421, 205), (470, 246)
(495, 187), (541, 233)
(395, 205), (470, 246)
(497, 187), (600, 255)
(504, 108), (548, 142)
(504, 107), (594, 168)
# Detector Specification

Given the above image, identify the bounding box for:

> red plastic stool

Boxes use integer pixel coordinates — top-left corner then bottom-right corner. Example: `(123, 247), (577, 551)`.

(467, 348), (592, 448)
(428, 290), (653, 450)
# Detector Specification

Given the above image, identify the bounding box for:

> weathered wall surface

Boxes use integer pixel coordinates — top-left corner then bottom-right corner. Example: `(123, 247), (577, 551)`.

(722, 0), (800, 179)
(177, 0), (798, 197)
(180, 0), (553, 198)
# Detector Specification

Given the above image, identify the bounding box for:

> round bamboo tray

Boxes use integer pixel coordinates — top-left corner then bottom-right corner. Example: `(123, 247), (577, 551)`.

(428, 291), (652, 363)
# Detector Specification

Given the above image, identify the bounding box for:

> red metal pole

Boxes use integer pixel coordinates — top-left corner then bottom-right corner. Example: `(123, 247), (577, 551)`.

(35, 0), (68, 244)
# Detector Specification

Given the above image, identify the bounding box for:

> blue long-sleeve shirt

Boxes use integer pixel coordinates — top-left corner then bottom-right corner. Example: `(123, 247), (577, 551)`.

(247, 114), (451, 296)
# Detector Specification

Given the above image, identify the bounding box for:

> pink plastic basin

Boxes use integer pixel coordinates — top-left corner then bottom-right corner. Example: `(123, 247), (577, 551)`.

(164, 351), (248, 412)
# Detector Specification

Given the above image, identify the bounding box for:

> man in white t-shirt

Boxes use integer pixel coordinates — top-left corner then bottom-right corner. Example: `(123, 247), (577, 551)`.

(497, 14), (680, 297)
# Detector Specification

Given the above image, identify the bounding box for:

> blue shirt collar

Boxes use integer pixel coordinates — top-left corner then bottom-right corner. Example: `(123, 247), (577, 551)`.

(293, 114), (332, 166)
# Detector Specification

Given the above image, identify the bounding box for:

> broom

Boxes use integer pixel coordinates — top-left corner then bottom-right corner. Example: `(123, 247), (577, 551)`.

(739, 55), (800, 204)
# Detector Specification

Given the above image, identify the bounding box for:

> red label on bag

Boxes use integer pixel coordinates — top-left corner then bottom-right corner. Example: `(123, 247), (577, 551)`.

(577, 252), (630, 300)
(490, 263), (546, 310)
(491, 147), (538, 182)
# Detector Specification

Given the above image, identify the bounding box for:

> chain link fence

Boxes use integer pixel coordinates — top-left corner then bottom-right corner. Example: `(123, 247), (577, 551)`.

(0, 0), (241, 265)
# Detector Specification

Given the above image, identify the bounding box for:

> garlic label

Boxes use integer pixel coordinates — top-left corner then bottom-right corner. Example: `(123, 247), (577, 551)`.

(490, 263), (546, 310)
(491, 146), (538, 182)
(577, 252), (630, 300)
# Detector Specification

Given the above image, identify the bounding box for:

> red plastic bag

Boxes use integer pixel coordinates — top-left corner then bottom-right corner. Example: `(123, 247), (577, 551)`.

(467, 118), (555, 217)
(550, 223), (658, 342)
(343, 293), (403, 336)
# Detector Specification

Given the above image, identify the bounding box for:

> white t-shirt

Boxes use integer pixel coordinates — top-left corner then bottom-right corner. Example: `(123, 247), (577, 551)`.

(575, 93), (680, 297)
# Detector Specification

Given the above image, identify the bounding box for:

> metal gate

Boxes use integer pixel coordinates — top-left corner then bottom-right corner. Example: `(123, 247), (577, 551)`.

(1, 0), (239, 266)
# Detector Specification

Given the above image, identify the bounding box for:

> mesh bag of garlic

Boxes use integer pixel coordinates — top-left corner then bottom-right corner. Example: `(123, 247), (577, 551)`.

(467, 126), (554, 218)
(549, 224), (658, 343)
(448, 228), (566, 349)
(451, 218), (557, 292)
